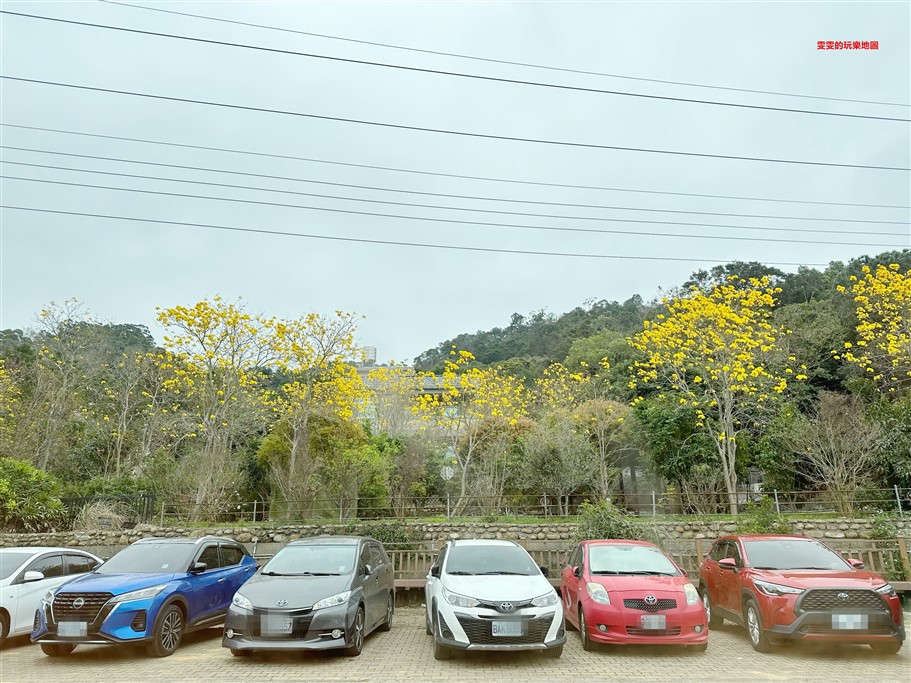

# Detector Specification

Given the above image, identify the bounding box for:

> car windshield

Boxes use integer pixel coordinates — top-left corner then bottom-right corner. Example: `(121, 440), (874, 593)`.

(742, 539), (851, 570)
(261, 544), (358, 576)
(97, 543), (196, 574)
(0, 551), (33, 580)
(445, 545), (539, 576)
(587, 544), (680, 575)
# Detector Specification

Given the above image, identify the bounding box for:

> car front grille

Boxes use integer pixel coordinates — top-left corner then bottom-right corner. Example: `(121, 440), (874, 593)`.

(455, 614), (554, 645)
(625, 626), (683, 636)
(477, 599), (532, 613)
(623, 598), (678, 612)
(799, 590), (885, 612)
(33, 609), (41, 632)
(53, 593), (113, 623)
(250, 608), (314, 639)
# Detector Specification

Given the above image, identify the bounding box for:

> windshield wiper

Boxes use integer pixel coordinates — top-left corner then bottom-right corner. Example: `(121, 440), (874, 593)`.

(290, 572), (340, 576)
(260, 571), (287, 576)
(445, 570), (475, 575)
(614, 570), (676, 575)
(475, 571), (530, 576)
(785, 566), (834, 571)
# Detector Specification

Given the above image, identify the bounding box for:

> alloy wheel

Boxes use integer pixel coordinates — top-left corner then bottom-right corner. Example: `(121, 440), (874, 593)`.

(160, 609), (182, 653)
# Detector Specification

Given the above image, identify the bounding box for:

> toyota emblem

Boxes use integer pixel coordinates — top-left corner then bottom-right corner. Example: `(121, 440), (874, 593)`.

(499, 602), (515, 612)
(644, 595), (658, 605)
(837, 592), (849, 601)
(276, 599), (288, 606)
(72, 597), (85, 609)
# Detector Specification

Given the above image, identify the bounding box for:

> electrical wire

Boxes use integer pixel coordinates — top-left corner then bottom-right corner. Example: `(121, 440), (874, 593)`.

(3, 10), (907, 123)
(0, 204), (836, 266)
(3, 146), (907, 228)
(2, 159), (906, 239)
(4, 123), (908, 209)
(99, 0), (910, 109)
(3, 174), (905, 248)
(3, 77), (907, 171)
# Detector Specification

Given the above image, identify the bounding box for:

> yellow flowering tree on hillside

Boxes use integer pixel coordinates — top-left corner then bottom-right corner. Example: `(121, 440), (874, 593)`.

(0, 360), (20, 454)
(416, 349), (528, 515)
(629, 277), (794, 514)
(836, 263), (911, 393)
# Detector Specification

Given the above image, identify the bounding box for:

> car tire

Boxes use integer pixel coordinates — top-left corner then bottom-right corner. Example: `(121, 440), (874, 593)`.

(579, 606), (594, 652)
(744, 598), (774, 653)
(425, 608), (432, 636)
(432, 611), (451, 661)
(870, 640), (902, 655)
(40, 643), (76, 657)
(0, 611), (8, 648)
(230, 648), (252, 657)
(542, 644), (563, 659)
(145, 604), (184, 658)
(379, 593), (394, 632)
(701, 590), (723, 629)
(344, 606), (365, 657)
(689, 642), (708, 653)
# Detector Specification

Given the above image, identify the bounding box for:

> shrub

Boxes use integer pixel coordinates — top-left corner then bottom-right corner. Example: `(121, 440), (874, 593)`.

(0, 457), (66, 532)
(735, 497), (794, 534)
(574, 500), (661, 543)
(343, 521), (413, 546)
(869, 511), (899, 540)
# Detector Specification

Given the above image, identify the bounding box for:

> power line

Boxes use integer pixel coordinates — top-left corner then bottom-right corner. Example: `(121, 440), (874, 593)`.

(0, 204), (835, 266)
(4, 146), (907, 228)
(3, 77), (908, 172)
(5, 123), (908, 210)
(4, 10), (907, 124)
(102, 0), (911, 109)
(3, 174), (905, 249)
(3, 159), (907, 240)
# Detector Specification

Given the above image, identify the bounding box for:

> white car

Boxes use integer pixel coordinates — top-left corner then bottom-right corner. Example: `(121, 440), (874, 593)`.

(0, 547), (102, 645)
(424, 539), (566, 660)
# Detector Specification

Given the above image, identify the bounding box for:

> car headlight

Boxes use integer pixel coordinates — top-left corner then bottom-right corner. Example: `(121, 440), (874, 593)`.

(874, 583), (896, 597)
(531, 591), (559, 608)
(232, 592), (253, 610)
(312, 590), (352, 610)
(109, 585), (168, 603)
(42, 589), (56, 605)
(683, 582), (700, 605)
(442, 586), (480, 608)
(754, 579), (804, 597)
(586, 582), (610, 605)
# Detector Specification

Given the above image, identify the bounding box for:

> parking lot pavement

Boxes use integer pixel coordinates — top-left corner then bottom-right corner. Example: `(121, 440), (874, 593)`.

(1, 609), (908, 683)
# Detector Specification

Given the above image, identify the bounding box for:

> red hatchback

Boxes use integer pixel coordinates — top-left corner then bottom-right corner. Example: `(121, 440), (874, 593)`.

(561, 540), (708, 651)
(699, 534), (905, 654)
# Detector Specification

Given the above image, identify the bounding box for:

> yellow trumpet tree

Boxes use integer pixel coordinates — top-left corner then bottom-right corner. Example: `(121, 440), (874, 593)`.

(836, 263), (911, 393)
(629, 277), (793, 514)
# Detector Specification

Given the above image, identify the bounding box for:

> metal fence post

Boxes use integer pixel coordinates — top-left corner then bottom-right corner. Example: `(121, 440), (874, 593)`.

(252, 500), (258, 523)
(651, 491), (657, 518)
(894, 485), (904, 517)
(774, 489), (781, 515)
(446, 493), (451, 520)
(159, 501), (165, 526)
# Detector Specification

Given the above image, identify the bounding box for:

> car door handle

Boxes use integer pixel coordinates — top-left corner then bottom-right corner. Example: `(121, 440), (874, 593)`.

(218, 577), (226, 583)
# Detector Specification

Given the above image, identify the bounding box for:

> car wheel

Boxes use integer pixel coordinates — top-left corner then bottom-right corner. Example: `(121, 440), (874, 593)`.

(0, 611), (8, 648)
(145, 604), (184, 658)
(744, 599), (774, 653)
(701, 590), (723, 629)
(425, 608), (432, 636)
(230, 648), (252, 657)
(542, 644), (563, 659)
(432, 611), (451, 661)
(344, 606), (364, 657)
(579, 606), (594, 652)
(689, 642), (708, 653)
(870, 640), (902, 655)
(40, 643), (76, 657)
(379, 593), (394, 632)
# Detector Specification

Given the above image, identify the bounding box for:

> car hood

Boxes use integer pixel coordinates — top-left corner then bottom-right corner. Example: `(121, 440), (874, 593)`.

(586, 574), (691, 594)
(237, 573), (353, 609)
(57, 572), (178, 594)
(442, 574), (553, 602)
(752, 569), (890, 589)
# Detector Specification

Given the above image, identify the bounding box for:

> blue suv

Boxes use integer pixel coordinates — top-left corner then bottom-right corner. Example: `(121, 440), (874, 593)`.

(32, 535), (255, 657)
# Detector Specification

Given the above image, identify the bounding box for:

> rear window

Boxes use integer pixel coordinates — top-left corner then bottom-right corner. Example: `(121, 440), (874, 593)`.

(98, 543), (195, 573)
(0, 551), (33, 580)
(742, 539), (850, 571)
(445, 545), (539, 576)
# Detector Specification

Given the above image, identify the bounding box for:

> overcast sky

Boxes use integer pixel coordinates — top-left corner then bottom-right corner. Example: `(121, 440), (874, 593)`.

(1, 1), (909, 363)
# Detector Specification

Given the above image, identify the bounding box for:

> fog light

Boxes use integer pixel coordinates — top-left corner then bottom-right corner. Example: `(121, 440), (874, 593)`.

(331, 629), (343, 639)
(597, 624), (608, 632)
(226, 629), (234, 639)
(694, 625), (703, 633)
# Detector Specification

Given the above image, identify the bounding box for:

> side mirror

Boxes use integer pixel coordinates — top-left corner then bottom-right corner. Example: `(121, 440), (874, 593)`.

(539, 565), (549, 577)
(363, 564), (373, 576)
(23, 570), (45, 583)
(847, 558), (865, 569)
(718, 558), (737, 570)
(429, 565), (441, 578)
(190, 562), (208, 574)
(572, 566), (582, 579)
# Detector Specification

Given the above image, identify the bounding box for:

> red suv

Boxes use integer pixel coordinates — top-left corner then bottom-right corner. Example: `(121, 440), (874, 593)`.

(699, 534), (904, 654)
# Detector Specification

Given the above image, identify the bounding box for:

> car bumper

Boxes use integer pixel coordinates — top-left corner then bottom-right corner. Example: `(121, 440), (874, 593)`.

(222, 602), (356, 652)
(767, 610), (905, 643)
(435, 606), (566, 651)
(582, 604), (708, 646)
(31, 597), (163, 645)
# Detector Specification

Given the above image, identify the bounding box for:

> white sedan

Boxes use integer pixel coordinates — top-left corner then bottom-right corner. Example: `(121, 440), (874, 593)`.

(1, 547), (102, 645)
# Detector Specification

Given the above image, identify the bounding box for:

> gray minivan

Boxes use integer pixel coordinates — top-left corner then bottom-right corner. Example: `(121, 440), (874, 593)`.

(222, 536), (394, 657)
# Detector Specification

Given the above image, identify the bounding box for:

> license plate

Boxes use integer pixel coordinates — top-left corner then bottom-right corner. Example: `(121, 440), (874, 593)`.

(261, 615), (293, 634)
(57, 621), (87, 638)
(491, 620), (523, 637)
(640, 614), (667, 630)
(832, 614), (868, 630)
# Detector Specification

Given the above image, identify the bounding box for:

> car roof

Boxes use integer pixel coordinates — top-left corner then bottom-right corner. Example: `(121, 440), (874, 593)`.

(133, 535), (243, 546)
(0, 547), (96, 554)
(286, 536), (370, 546)
(448, 539), (521, 547)
(719, 534), (815, 542)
